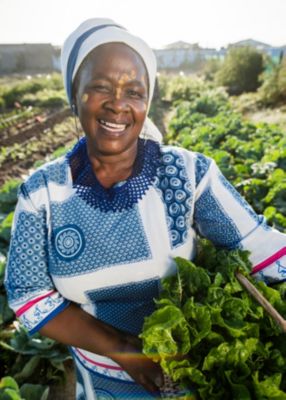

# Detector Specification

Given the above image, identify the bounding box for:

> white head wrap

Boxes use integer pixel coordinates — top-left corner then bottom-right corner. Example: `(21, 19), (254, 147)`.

(61, 18), (162, 142)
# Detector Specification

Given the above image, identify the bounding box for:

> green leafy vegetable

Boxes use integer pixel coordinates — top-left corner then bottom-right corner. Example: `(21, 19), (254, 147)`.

(141, 240), (286, 399)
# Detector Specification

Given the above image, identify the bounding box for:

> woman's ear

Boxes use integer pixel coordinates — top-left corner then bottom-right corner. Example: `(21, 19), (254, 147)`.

(71, 103), (77, 115)
(71, 79), (78, 115)
(71, 97), (78, 115)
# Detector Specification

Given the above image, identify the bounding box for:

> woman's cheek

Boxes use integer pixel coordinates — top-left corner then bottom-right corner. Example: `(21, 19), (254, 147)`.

(133, 99), (147, 113)
(81, 93), (89, 103)
(79, 93), (99, 113)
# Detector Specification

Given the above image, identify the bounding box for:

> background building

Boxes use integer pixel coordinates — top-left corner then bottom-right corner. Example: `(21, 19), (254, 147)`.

(0, 40), (284, 75)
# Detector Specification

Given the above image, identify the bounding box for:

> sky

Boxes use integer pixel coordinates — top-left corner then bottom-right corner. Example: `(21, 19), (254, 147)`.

(0, 0), (285, 49)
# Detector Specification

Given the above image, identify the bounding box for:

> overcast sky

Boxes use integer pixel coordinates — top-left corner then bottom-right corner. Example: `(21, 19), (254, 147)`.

(0, 0), (285, 49)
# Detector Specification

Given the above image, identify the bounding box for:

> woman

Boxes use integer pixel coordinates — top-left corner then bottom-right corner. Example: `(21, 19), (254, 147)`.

(5, 18), (286, 399)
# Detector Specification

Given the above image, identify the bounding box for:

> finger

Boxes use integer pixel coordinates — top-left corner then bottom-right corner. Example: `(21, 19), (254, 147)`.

(139, 373), (161, 395)
(154, 374), (164, 388)
(144, 363), (164, 387)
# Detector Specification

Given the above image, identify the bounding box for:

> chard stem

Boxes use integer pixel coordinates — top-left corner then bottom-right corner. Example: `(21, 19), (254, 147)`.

(236, 271), (286, 333)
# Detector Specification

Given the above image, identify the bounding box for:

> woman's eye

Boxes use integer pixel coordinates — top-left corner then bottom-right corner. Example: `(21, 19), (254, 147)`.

(126, 89), (144, 99)
(90, 84), (111, 93)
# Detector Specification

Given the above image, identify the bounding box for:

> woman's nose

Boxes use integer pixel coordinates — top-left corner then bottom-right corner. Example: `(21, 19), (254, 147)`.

(104, 90), (129, 113)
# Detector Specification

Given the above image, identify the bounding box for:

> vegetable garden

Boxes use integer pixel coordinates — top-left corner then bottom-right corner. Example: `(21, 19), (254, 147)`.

(0, 74), (77, 400)
(0, 70), (286, 399)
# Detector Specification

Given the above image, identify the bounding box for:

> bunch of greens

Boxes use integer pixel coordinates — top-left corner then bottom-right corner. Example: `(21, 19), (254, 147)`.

(141, 240), (286, 399)
(0, 376), (49, 400)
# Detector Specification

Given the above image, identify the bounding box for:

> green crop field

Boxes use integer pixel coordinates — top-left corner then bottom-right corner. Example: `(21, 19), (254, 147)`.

(0, 67), (286, 399)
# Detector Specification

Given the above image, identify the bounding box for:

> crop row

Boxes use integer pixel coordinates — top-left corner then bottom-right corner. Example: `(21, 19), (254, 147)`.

(0, 74), (285, 398)
(165, 82), (286, 231)
(0, 114), (78, 186)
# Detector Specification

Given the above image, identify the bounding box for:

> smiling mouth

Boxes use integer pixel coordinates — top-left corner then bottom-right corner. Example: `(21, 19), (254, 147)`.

(98, 119), (129, 133)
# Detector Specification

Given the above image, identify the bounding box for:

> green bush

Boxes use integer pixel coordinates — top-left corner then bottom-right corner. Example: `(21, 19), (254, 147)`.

(158, 74), (211, 102)
(258, 58), (286, 106)
(203, 58), (223, 81)
(216, 46), (264, 95)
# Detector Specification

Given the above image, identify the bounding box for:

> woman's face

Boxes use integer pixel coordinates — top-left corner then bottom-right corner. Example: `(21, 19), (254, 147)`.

(74, 43), (149, 157)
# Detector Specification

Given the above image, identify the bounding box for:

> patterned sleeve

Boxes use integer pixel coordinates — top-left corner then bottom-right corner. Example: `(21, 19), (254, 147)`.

(4, 182), (70, 335)
(193, 153), (286, 284)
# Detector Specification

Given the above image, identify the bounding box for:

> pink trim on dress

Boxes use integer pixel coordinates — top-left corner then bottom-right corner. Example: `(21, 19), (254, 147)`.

(75, 348), (123, 371)
(16, 290), (55, 317)
(251, 247), (286, 274)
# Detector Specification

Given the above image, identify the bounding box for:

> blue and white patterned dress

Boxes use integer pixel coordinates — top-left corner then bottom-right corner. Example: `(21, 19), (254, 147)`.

(5, 138), (286, 399)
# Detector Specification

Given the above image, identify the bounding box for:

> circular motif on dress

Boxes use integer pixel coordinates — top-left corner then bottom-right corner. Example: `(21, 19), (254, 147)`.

(175, 156), (185, 168)
(184, 181), (192, 194)
(175, 189), (187, 203)
(169, 177), (182, 189)
(166, 216), (174, 229)
(176, 215), (186, 231)
(94, 389), (115, 400)
(153, 176), (160, 187)
(165, 165), (178, 177)
(162, 153), (175, 165)
(165, 188), (174, 203)
(180, 204), (186, 214)
(160, 177), (169, 190)
(171, 230), (181, 246)
(169, 203), (181, 217)
(182, 229), (189, 241)
(157, 165), (166, 177)
(53, 224), (85, 261)
(179, 168), (188, 180)
(185, 197), (193, 210)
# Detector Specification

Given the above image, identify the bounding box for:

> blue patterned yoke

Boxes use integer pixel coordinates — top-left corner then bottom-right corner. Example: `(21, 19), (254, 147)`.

(5, 138), (286, 399)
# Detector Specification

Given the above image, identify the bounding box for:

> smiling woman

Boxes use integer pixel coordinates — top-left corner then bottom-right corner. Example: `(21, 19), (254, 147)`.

(4, 17), (286, 400)
(73, 43), (149, 184)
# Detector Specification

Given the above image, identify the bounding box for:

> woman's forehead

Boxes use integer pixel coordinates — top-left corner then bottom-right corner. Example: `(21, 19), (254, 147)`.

(78, 43), (148, 81)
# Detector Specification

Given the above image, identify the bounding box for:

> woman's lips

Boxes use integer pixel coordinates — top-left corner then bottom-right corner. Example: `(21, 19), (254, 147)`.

(98, 119), (128, 133)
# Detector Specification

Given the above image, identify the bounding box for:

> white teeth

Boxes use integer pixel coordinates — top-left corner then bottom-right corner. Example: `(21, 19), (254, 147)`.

(99, 119), (127, 132)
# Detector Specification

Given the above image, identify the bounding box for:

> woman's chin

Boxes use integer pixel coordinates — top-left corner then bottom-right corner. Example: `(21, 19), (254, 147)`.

(101, 128), (128, 138)
(88, 135), (139, 157)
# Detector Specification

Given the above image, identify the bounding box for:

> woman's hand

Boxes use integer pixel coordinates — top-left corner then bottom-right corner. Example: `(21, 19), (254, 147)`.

(110, 334), (163, 395)
(39, 304), (163, 394)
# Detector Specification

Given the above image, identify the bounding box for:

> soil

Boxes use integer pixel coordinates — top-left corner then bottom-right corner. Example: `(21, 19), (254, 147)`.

(1, 108), (71, 147)
(244, 106), (286, 130)
(0, 109), (77, 186)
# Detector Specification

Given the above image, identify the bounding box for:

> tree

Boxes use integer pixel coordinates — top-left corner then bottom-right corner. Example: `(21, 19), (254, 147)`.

(258, 56), (286, 105)
(216, 46), (264, 95)
(203, 58), (223, 81)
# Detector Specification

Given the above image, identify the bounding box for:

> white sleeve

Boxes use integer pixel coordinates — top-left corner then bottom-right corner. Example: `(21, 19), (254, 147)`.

(4, 182), (70, 335)
(193, 157), (286, 284)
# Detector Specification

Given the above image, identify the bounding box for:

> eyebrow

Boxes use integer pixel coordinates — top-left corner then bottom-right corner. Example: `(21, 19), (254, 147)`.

(87, 75), (147, 88)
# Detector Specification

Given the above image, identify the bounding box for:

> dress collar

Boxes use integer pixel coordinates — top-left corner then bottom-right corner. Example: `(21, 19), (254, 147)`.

(66, 137), (161, 212)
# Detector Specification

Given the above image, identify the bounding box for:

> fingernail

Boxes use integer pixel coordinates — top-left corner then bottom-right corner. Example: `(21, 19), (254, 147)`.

(155, 375), (163, 387)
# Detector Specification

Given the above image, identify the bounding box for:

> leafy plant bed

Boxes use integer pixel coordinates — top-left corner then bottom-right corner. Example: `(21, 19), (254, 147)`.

(165, 87), (286, 232)
(0, 108), (70, 146)
(0, 116), (77, 186)
(0, 376), (49, 400)
(0, 107), (37, 134)
(141, 240), (286, 399)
